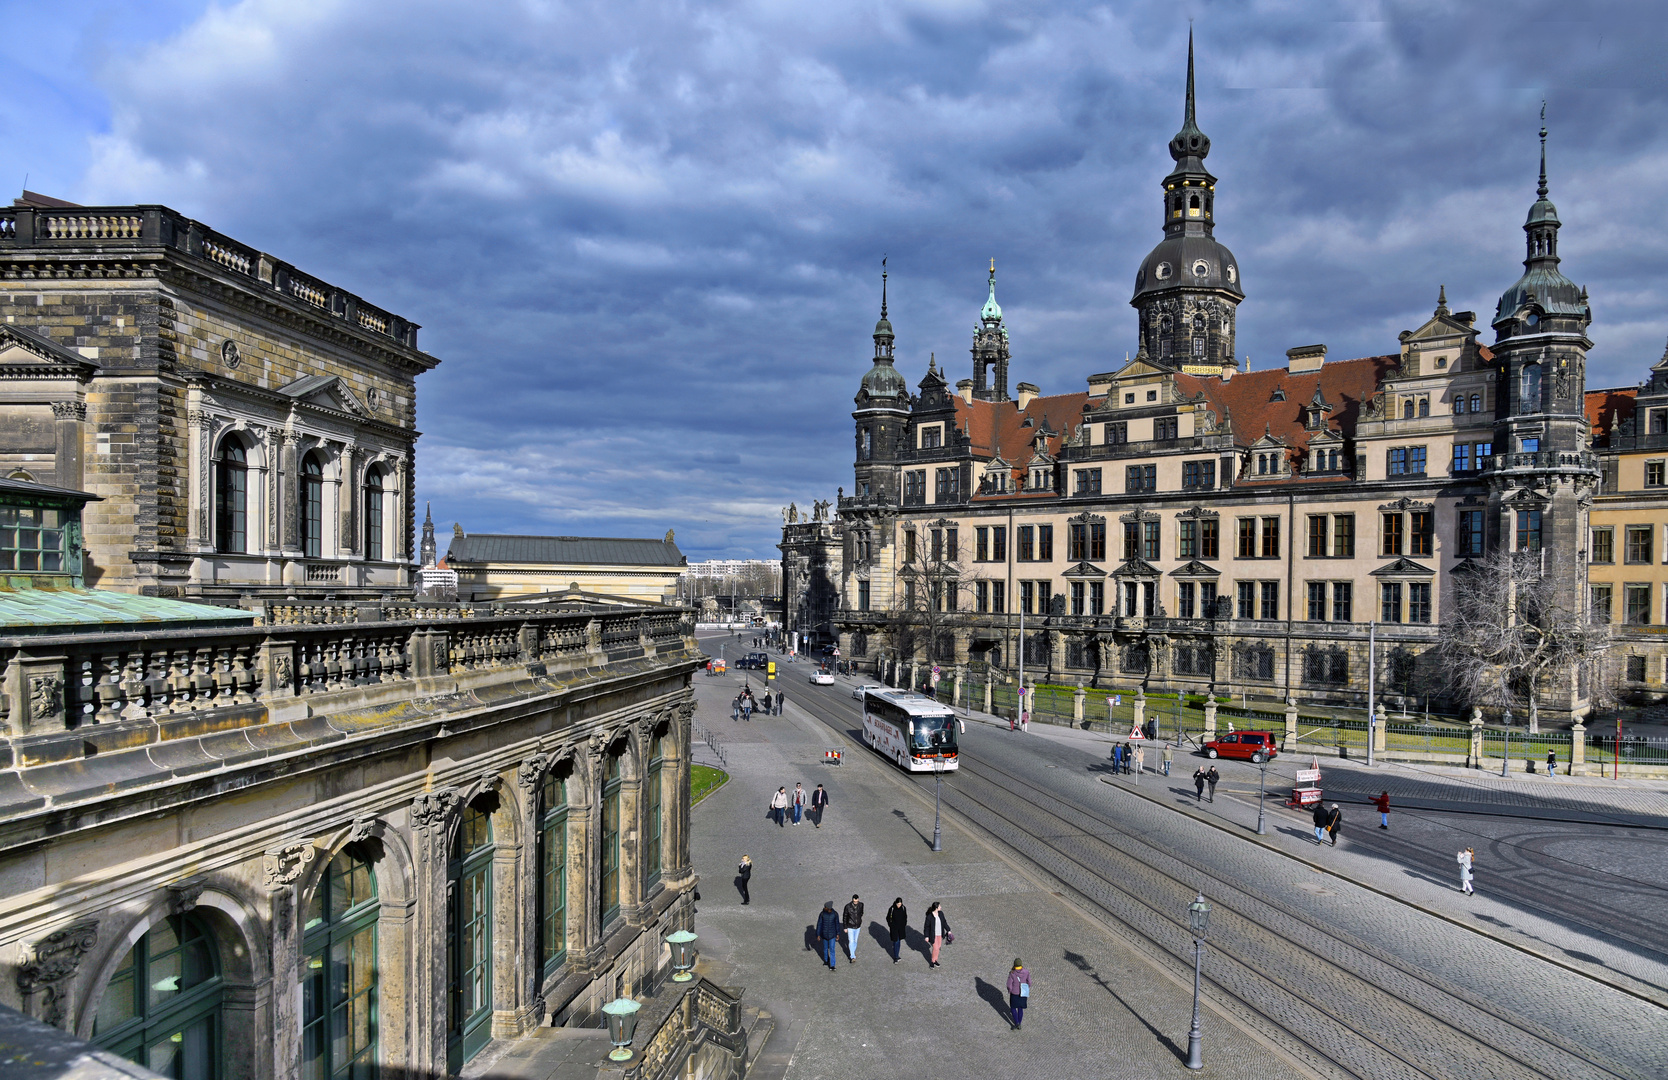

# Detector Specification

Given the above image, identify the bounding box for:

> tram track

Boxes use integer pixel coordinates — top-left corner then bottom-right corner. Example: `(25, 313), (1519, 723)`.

(789, 683), (1657, 1080)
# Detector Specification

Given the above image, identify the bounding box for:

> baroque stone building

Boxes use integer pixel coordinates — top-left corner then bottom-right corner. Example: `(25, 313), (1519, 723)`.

(825, 43), (1623, 722)
(0, 192), (438, 600)
(0, 595), (712, 1079)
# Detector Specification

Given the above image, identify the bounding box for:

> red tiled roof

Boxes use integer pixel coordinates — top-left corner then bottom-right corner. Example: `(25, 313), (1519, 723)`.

(1176, 355), (1400, 456)
(1586, 386), (1637, 441)
(954, 391), (1092, 462)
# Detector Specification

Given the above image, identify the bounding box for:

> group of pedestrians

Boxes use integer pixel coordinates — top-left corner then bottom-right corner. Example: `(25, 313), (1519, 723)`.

(1191, 765), (1220, 802)
(814, 896), (956, 969)
(1311, 801), (1342, 845)
(731, 684), (786, 720)
(768, 782), (828, 827)
(1108, 742), (1149, 774)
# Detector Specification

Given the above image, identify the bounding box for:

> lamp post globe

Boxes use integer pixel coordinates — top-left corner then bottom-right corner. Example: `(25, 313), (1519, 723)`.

(1186, 892), (1211, 1070)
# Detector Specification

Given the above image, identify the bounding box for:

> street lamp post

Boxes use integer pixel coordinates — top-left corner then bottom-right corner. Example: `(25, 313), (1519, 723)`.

(1186, 892), (1212, 1070)
(931, 753), (945, 852)
(1255, 754), (1269, 835)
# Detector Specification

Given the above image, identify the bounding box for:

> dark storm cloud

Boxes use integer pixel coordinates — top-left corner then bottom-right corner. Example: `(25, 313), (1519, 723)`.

(15, 0), (1668, 558)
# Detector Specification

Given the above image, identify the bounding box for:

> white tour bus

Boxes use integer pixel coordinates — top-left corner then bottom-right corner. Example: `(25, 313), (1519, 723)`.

(861, 689), (960, 772)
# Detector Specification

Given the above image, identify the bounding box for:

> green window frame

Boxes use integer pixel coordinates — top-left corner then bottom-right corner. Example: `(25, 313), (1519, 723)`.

(539, 770), (569, 977)
(302, 454), (325, 559)
(646, 735), (664, 883)
(214, 438), (247, 555)
(0, 505), (67, 572)
(447, 804), (494, 1072)
(301, 848), (379, 1080)
(94, 914), (224, 1079)
(602, 753), (622, 925)
(363, 467), (384, 562)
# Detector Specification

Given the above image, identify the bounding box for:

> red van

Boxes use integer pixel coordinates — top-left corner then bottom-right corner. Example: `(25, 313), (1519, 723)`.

(1202, 731), (1279, 762)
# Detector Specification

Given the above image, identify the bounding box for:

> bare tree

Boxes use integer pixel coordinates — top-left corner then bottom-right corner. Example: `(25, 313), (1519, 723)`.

(1436, 548), (1614, 729)
(885, 519), (976, 688)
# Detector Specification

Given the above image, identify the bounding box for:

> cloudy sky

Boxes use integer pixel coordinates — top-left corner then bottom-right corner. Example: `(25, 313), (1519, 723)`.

(8, 0), (1668, 560)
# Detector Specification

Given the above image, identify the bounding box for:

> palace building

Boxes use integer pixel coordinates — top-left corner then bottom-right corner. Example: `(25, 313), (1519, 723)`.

(824, 38), (1649, 721)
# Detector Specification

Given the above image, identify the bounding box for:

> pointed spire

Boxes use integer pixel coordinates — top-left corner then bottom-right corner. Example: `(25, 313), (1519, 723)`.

(1436, 285), (1450, 317)
(880, 255), (888, 318)
(981, 258), (1002, 321)
(1185, 27), (1197, 128)
(1167, 29), (1210, 167)
(1537, 101), (1548, 200)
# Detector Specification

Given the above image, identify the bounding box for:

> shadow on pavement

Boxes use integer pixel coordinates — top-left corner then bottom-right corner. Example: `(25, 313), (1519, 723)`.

(891, 808), (933, 849)
(1063, 949), (1186, 1063)
(972, 977), (1013, 1028)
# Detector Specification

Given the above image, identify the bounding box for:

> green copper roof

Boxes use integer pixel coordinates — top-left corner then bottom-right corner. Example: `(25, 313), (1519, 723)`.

(0, 586), (256, 636)
(981, 263), (1002, 321)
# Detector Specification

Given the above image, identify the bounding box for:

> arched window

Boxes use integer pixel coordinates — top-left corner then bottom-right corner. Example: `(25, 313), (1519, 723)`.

(214, 438), (248, 554)
(1418, 398), (1429, 418)
(645, 734), (664, 883)
(539, 766), (570, 977)
(447, 803), (494, 1072)
(601, 752), (622, 925)
(1192, 313), (1205, 332)
(302, 848), (378, 1080)
(1454, 397), (1466, 415)
(301, 454), (324, 559)
(1188, 194), (1200, 215)
(363, 467), (384, 561)
(1470, 393), (1482, 414)
(1522, 364), (1543, 409)
(1159, 314), (1173, 334)
(1403, 400), (1415, 419)
(94, 914), (223, 1079)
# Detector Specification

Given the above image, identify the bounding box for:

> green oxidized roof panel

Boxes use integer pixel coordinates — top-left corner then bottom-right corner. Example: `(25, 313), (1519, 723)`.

(0, 586), (256, 633)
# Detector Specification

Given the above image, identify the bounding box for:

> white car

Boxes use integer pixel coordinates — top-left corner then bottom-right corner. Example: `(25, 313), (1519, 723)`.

(851, 683), (882, 700)
(809, 671), (835, 686)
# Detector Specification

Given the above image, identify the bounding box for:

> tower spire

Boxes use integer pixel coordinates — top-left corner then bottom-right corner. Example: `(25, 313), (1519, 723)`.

(880, 255), (888, 318)
(1185, 27), (1196, 128)
(1537, 101), (1548, 199)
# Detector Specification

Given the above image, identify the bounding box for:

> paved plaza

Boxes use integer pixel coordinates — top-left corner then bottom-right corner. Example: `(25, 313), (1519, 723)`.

(687, 657), (1312, 1080)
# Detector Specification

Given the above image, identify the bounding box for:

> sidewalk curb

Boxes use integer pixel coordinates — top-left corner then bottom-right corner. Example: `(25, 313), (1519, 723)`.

(1095, 773), (1668, 1010)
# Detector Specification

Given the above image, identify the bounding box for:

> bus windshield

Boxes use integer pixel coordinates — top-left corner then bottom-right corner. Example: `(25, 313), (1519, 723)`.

(909, 715), (957, 750)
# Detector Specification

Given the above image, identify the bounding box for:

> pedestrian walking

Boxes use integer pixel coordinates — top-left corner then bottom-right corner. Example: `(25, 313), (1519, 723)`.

(841, 895), (865, 963)
(885, 898), (909, 962)
(1373, 791), (1390, 829)
(1006, 959), (1031, 1030)
(1546, 748), (1558, 776)
(1111, 743), (1123, 772)
(792, 783), (806, 825)
(1312, 800), (1329, 844)
(1133, 744), (1145, 775)
(923, 902), (950, 967)
(1206, 765), (1220, 802)
(775, 690), (786, 716)
(1161, 742), (1173, 776)
(1324, 802), (1342, 846)
(1193, 766), (1207, 802)
(736, 855), (752, 905)
(810, 783), (829, 827)
(761, 689), (773, 715)
(816, 902), (840, 969)
(770, 786), (789, 827)
(742, 698), (753, 721)
(1457, 847), (1475, 895)
(731, 694), (741, 721)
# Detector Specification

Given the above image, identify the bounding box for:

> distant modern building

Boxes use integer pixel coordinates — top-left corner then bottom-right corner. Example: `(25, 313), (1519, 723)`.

(0, 190), (440, 600)
(445, 527), (686, 603)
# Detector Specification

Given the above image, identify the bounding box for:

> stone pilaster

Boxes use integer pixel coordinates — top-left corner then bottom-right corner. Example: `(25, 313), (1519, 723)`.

(410, 788), (462, 1074)
(278, 429), (301, 554)
(50, 400), (86, 493)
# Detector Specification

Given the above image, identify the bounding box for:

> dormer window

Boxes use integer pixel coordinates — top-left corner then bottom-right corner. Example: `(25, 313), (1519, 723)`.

(1270, 388), (1285, 402)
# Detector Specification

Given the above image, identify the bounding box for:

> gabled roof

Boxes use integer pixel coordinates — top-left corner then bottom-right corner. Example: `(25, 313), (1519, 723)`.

(1174, 355), (1399, 455)
(953, 391), (1091, 464)
(0, 325), (101, 378)
(446, 534), (686, 567)
(277, 374), (369, 417)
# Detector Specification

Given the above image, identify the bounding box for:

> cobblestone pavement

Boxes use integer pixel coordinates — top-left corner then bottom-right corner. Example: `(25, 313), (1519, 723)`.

(785, 674), (1668, 1080)
(686, 658), (1311, 1080)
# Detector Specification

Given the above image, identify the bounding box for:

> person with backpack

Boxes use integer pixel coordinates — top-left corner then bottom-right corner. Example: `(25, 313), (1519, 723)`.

(815, 902), (840, 969)
(885, 898), (909, 963)
(1006, 959), (1032, 1030)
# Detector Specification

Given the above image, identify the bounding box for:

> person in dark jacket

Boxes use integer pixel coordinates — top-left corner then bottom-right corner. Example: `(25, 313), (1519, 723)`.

(1324, 802), (1342, 846)
(841, 895), (865, 962)
(1546, 748), (1558, 776)
(1193, 766), (1207, 802)
(885, 898), (909, 962)
(815, 902), (840, 969)
(736, 855), (752, 905)
(1205, 765), (1220, 802)
(1006, 958), (1032, 1029)
(1312, 801), (1329, 844)
(810, 783), (829, 828)
(923, 901), (950, 967)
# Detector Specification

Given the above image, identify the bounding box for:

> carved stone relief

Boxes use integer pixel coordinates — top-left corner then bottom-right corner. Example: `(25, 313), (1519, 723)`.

(262, 841), (318, 888)
(16, 919), (99, 1028)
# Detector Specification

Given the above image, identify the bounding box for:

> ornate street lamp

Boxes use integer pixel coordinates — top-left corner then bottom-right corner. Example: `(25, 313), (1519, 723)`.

(1255, 754), (1269, 835)
(666, 930), (698, 982)
(1186, 892), (1211, 1070)
(601, 997), (642, 1062)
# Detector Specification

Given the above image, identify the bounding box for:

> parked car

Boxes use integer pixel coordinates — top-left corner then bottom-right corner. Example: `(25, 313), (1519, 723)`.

(851, 683), (882, 700)
(809, 671), (836, 686)
(1201, 731), (1279, 762)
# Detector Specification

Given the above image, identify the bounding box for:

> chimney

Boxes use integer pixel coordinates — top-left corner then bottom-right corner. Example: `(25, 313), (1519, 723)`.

(1285, 344), (1327, 373)
(1015, 382), (1039, 410)
(955, 378), (975, 405)
(1221, 354), (1239, 383)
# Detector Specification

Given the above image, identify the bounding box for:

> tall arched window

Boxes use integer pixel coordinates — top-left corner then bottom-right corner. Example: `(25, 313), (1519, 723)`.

(1470, 393), (1482, 414)
(302, 454), (324, 559)
(601, 752), (622, 925)
(302, 848), (378, 1080)
(1522, 364), (1543, 409)
(538, 766), (569, 978)
(94, 914), (223, 1079)
(645, 734), (664, 884)
(363, 467), (384, 562)
(214, 438), (248, 554)
(447, 803), (494, 1072)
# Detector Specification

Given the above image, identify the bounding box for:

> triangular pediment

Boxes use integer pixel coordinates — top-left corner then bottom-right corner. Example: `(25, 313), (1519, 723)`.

(0, 326), (100, 378)
(277, 374), (370, 417)
(1371, 558), (1435, 577)
(1168, 560), (1221, 578)
(1111, 358), (1170, 381)
(1112, 557), (1162, 578)
(1061, 560), (1107, 579)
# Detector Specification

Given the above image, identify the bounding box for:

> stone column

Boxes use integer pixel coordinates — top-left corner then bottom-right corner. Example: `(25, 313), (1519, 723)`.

(514, 755), (549, 1025)
(1203, 697), (1217, 738)
(953, 665), (964, 708)
(340, 444), (359, 558)
(1131, 688), (1146, 733)
(410, 788), (463, 1074)
(261, 839), (316, 1080)
(278, 429), (301, 555)
(983, 678), (992, 715)
(1468, 706), (1484, 769)
(1373, 703), (1388, 755)
(1570, 714), (1586, 775)
(1073, 680), (1086, 726)
(1284, 697), (1299, 751)
(185, 408), (212, 551)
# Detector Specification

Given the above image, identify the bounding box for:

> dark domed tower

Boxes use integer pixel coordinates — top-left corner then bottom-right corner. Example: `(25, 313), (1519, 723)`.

(853, 264), (911, 502)
(1487, 109), (1598, 558)
(1130, 32), (1244, 374)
